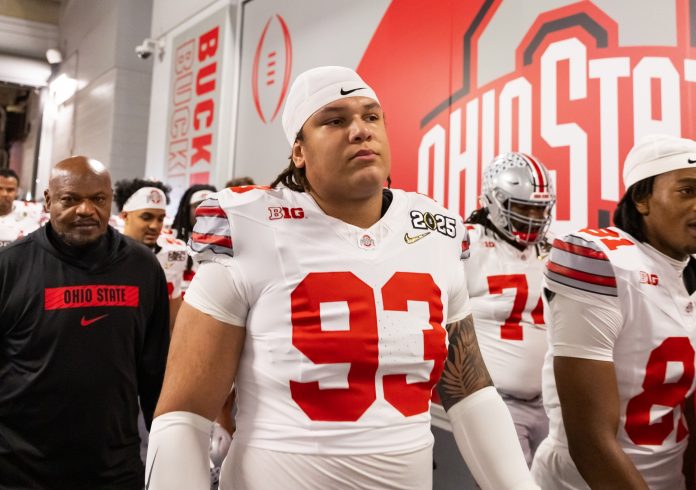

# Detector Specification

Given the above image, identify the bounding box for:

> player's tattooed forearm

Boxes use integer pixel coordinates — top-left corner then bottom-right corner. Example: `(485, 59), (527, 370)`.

(437, 315), (493, 411)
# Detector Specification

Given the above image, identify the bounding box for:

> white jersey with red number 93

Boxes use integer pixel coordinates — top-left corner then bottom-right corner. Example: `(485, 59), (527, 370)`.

(542, 227), (696, 489)
(186, 186), (471, 455)
(464, 224), (548, 400)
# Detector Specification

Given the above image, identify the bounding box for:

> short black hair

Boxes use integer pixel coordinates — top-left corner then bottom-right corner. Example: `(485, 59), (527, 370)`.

(171, 184), (217, 244)
(0, 168), (19, 185)
(113, 178), (171, 212)
(612, 176), (654, 242)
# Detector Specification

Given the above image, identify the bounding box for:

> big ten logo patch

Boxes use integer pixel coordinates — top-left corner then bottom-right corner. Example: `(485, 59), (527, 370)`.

(410, 210), (456, 238)
(639, 271), (659, 286)
(268, 206), (304, 220)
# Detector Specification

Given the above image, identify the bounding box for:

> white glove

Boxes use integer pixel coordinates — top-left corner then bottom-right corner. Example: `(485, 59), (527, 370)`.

(209, 422), (232, 467)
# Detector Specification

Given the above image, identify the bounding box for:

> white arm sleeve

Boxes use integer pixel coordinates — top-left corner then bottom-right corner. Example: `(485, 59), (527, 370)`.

(145, 411), (212, 489)
(448, 386), (539, 490)
(549, 290), (622, 361)
(447, 262), (472, 323)
(183, 261), (249, 326)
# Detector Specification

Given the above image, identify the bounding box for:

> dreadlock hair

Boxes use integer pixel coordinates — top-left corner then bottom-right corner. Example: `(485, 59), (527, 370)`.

(465, 206), (505, 241)
(465, 205), (545, 253)
(270, 129), (393, 190)
(171, 184), (217, 244)
(113, 178), (171, 212)
(465, 206), (490, 226)
(612, 176), (654, 242)
(270, 130), (310, 192)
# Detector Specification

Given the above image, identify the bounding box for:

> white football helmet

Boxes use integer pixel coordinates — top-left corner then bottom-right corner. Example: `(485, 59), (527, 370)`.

(480, 152), (555, 245)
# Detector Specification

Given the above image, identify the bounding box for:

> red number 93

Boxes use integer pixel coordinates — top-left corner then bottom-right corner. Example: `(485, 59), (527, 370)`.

(289, 271), (447, 421)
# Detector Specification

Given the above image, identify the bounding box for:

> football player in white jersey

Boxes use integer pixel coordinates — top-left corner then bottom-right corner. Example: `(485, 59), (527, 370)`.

(145, 66), (537, 490)
(464, 152), (555, 466)
(531, 134), (696, 489)
(171, 184), (217, 295)
(170, 182), (235, 481)
(0, 168), (42, 247)
(114, 179), (187, 330)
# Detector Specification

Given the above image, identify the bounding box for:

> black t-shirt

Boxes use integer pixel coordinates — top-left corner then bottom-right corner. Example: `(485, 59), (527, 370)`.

(0, 224), (170, 489)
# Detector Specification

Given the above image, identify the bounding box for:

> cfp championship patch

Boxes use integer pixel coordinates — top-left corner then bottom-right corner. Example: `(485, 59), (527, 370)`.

(407, 210), (456, 242)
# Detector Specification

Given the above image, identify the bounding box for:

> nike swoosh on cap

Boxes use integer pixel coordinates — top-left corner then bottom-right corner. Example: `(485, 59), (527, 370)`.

(688, 158), (696, 164)
(340, 87), (365, 95)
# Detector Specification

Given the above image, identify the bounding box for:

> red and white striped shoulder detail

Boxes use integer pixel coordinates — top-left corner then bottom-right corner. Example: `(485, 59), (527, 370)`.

(545, 233), (617, 297)
(189, 197), (233, 258)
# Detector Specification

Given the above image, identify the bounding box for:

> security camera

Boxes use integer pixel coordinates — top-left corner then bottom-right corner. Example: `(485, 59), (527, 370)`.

(135, 39), (160, 60)
(45, 48), (63, 64)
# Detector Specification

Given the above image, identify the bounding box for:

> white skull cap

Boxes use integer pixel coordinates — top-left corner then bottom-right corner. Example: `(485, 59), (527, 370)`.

(122, 187), (166, 212)
(623, 134), (696, 188)
(281, 66), (379, 145)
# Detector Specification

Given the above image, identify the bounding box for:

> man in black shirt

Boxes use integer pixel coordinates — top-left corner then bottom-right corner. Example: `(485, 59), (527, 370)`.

(0, 156), (170, 489)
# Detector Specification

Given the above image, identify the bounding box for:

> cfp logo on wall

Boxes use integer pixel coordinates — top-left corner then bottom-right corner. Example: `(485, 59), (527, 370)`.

(252, 14), (292, 124)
